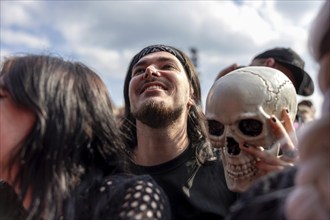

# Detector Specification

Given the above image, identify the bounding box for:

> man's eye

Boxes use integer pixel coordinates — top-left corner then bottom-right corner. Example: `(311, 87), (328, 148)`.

(132, 68), (145, 76)
(207, 120), (224, 136)
(162, 64), (176, 70)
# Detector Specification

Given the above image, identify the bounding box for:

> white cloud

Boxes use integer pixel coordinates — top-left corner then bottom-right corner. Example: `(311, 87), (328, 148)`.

(2, 28), (50, 48)
(1, 1), (43, 28)
(73, 46), (127, 79)
(0, 0), (326, 116)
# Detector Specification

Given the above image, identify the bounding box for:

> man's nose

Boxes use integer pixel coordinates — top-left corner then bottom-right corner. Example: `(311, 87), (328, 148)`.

(143, 66), (160, 79)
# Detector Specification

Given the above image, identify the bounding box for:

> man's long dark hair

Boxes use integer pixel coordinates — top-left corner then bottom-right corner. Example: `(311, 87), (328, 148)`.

(1, 54), (129, 219)
(120, 45), (215, 164)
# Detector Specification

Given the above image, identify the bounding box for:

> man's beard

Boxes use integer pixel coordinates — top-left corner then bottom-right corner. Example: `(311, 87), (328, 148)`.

(132, 100), (184, 128)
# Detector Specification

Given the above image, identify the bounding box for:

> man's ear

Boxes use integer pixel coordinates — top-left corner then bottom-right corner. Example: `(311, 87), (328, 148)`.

(188, 88), (195, 106)
(265, 58), (276, 67)
(188, 98), (194, 106)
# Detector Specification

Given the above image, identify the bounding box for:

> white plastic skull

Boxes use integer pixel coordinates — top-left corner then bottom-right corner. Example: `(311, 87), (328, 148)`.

(205, 66), (297, 192)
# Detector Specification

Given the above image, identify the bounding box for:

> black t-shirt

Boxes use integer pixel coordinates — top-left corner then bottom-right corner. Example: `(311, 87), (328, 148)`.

(130, 146), (238, 220)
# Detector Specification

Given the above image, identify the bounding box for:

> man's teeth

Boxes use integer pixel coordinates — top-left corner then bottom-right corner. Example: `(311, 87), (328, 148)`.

(145, 85), (163, 91)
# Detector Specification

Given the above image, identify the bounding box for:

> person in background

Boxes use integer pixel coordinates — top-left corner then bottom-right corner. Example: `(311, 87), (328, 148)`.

(224, 1), (329, 219)
(294, 99), (316, 129)
(215, 47), (314, 97)
(120, 44), (237, 220)
(285, 1), (330, 219)
(0, 54), (170, 220)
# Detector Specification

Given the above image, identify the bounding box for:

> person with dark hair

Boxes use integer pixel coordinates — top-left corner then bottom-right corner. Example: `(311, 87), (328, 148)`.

(0, 54), (170, 220)
(120, 44), (237, 220)
(215, 47), (314, 97)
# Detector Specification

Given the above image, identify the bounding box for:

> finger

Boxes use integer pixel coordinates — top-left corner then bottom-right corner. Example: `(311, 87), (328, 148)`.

(269, 115), (292, 145)
(279, 153), (298, 163)
(241, 144), (295, 171)
(240, 143), (264, 159)
(269, 115), (297, 159)
(241, 144), (288, 166)
(215, 63), (238, 81)
(281, 109), (298, 146)
(255, 161), (293, 172)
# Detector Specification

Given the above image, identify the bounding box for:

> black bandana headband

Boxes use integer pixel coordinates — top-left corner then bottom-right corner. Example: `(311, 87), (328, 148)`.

(130, 44), (186, 69)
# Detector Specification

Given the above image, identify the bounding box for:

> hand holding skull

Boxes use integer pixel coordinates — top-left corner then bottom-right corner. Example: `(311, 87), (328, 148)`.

(240, 109), (298, 173)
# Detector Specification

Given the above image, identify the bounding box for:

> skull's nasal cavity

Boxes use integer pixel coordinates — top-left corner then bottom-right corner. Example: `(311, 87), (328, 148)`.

(227, 137), (240, 155)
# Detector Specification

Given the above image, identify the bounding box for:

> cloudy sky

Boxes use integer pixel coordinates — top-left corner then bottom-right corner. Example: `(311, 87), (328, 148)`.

(1, 0), (325, 117)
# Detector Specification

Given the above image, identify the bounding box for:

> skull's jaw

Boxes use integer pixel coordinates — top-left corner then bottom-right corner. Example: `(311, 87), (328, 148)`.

(224, 167), (265, 192)
(220, 135), (281, 192)
(224, 159), (260, 192)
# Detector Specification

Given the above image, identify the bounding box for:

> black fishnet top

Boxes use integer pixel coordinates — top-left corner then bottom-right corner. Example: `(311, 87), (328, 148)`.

(0, 174), (171, 220)
(78, 174), (171, 220)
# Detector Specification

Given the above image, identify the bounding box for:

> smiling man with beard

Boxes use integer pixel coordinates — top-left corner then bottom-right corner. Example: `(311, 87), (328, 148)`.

(133, 99), (182, 129)
(120, 44), (237, 220)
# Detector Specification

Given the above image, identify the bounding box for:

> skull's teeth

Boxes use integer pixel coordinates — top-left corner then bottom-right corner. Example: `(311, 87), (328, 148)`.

(227, 161), (257, 180)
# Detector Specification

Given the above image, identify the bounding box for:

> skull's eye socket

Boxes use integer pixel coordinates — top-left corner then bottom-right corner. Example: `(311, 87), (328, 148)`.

(207, 120), (224, 136)
(239, 119), (263, 136)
